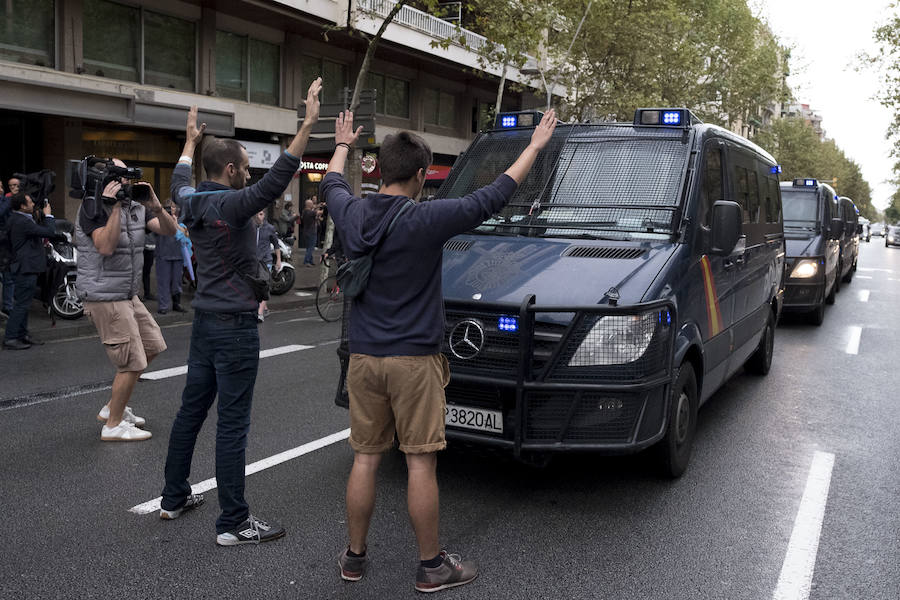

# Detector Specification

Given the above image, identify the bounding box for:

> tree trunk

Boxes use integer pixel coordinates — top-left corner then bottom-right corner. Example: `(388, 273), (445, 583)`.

(493, 64), (507, 120)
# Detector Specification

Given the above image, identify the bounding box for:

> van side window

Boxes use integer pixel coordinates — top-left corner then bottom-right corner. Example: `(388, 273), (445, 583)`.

(700, 145), (723, 226)
(764, 177), (781, 223)
(747, 170), (760, 223)
(735, 166), (750, 223)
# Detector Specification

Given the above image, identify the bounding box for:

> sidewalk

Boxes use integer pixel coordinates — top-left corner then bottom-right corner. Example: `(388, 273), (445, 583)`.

(0, 246), (330, 345)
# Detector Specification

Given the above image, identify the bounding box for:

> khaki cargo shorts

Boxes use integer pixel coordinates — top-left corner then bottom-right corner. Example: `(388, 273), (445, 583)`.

(347, 353), (451, 454)
(84, 297), (167, 372)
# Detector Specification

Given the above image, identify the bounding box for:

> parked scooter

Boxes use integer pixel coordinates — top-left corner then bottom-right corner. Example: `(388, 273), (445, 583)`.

(46, 220), (83, 319)
(269, 235), (295, 295)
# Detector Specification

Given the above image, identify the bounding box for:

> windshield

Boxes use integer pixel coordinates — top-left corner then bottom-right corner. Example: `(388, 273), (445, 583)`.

(436, 124), (691, 241)
(781, 189), (819, 227)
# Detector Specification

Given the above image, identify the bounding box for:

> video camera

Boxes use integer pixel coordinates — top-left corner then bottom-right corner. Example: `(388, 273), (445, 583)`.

(13, 169), (56, 207)
(69, 156), (144, 207)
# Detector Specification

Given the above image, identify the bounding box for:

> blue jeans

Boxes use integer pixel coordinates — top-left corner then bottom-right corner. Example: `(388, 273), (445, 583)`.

(161, 310), (260, 533)
(156, 259), (183, 311)
(304, 232), (316, 265)
(1, 270), (14, 312)
(4, 273), (37, 342)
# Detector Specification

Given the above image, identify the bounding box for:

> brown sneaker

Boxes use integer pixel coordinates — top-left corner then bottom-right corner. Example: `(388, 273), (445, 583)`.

(338, 547), (369, 581)
(414, 551), (478, 593)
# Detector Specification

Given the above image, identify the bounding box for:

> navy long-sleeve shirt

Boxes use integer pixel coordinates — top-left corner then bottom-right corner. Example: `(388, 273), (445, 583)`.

(320, 171), (518, 356)
(172, 151), (300, 312)
(8, 212), (56, 274)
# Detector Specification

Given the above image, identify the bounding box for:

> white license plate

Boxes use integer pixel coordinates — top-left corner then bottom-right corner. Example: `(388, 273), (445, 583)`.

(444, 404), (503, 434)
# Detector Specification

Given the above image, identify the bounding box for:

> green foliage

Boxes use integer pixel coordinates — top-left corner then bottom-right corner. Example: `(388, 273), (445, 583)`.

(868, 1), (900, 219)
(751, 117), (877, 220)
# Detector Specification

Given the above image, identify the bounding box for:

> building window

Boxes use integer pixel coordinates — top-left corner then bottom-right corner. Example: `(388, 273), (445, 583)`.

(144, 11), (195, 91)
(367, 72), (409, 118)
(83, 0), (140, 82)
(301, 56), (348, 105)
(82, 1), (196, 91)
(0, 0), (55, 67)
(424, 88), (455, 128)
(216, 31), (280, 105)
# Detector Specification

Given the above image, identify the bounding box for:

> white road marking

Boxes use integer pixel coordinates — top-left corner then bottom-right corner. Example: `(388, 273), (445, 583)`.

(282, 316), (320, 323)
(140, 344), (314, 380)
(772, 451), (835, 600)
(845, 327), (862, 355)
(294, 291), (313, 297)
(857, 267), (894, 273)
(128, 428), (350, 514)
(858, 290), (870, 302)
(854, 275), (872, 279)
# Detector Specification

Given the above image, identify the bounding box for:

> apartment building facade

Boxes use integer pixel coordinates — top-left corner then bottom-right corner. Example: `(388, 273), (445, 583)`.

(0, 0), (542, 219)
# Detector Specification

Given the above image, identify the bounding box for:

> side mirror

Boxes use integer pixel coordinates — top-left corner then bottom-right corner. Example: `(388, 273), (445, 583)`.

(830, 218), (843, 238)
(710, 201), (742, 255)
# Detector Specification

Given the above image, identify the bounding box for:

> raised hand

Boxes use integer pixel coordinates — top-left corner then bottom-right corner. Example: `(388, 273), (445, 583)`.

(302, 77), (323, 126)
(186, 105), (207, 146)
(335, 111), (364, 147)
(529, 108), (557, 151)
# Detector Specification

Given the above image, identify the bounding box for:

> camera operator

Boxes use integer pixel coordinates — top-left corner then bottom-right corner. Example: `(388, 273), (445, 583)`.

(75, 159), (178, 442)
(2, 194), (59, 350)
(159, 77), (320, 546)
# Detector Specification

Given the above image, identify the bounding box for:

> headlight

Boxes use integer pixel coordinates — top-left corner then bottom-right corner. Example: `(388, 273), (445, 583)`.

(889, 235), (895, 242)
(790, 259), (818, 279)
(568, 310), (661, 366)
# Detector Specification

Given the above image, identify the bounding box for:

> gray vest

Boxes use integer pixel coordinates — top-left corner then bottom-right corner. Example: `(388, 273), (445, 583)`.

(75, 202), (146, 302)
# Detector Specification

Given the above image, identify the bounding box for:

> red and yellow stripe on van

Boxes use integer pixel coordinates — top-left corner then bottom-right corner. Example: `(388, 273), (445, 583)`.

(699, 255), (724, 337)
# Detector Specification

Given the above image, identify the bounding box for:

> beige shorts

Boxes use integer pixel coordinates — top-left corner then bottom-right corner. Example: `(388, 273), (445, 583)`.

(84, 297), (167, 372)
(347, 353), (451, 454)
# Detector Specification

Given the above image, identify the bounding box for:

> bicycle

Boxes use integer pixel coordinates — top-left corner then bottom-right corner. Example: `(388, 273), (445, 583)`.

(315, 251), (345, 322)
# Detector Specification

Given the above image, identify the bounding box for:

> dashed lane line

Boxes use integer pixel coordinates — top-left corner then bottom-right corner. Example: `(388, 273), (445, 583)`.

(854, 275), (872, 279)
(845, 326), (862, 355)
(772, 451), (835, 600)
(139, 344), (316, 380)
(858, 290), (870, 302)
(128, 428), (351, 515)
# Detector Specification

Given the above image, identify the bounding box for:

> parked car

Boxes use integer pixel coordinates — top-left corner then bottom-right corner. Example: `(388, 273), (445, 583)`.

(335, 107), (785, 477)
(780, 179), (842, 325)
(887, 225), (900, 248)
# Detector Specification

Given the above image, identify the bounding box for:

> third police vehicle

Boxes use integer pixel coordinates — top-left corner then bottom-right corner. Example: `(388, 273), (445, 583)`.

(336, 107), (785, 477)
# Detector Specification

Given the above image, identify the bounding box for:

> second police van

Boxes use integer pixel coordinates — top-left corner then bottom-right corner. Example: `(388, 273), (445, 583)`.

(336, 108), (786, 477)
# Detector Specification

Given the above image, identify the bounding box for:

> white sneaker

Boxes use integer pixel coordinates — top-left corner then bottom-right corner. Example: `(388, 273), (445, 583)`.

(97, 405), (146, 427)
(101, 421), (152, 442)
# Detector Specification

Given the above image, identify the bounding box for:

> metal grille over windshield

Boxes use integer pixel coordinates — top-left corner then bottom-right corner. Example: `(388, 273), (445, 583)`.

(437, 124), (691, 239)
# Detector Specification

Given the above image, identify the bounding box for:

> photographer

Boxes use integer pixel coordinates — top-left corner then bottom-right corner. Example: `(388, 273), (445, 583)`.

(74, 159), (178, 442)
(2, 194), (59, 350)
(159, 77), (320, 547)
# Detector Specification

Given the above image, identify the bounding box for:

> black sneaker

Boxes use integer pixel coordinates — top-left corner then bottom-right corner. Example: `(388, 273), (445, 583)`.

(216, 515), (285, 546)
(338, 546), (369, 581)
(159, 493), (205, 520)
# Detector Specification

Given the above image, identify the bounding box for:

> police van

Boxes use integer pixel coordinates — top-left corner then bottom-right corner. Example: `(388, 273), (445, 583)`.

(335, 108), (785, 477)
(780, 179), (842, 325)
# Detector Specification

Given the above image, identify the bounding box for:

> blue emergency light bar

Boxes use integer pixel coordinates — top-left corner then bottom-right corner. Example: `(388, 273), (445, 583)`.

(495, 111), (543, 129)
(497, 316), (518, 332)
(770, 165), (783, 174)
(634, 108), (701, 127)
(793, 178), (818, 187)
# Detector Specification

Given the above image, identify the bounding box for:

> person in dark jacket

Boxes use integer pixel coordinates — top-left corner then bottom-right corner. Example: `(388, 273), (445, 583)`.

(154, 205), (187, 314)
(160, 78), (321, 546)
(253, 209), (281, 322)
(0, 183), (13, 317)
(322, 109), (557, 590)
(3, 193), (58, 349)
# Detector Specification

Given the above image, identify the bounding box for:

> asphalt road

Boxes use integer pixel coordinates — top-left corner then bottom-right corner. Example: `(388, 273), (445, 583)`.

(1, 240), (898, 600)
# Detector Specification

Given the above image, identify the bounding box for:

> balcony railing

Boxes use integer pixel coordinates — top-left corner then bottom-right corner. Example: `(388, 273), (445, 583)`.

(357, 0), (491, 54)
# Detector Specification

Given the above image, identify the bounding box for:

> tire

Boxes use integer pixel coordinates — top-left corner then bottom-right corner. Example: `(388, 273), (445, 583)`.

(269, 267), (295, 296)
(316, 275), (344, 322)
(842, 260), (854, 283)
(808, 301), (825, 326)
(50, 281), (84, 320)
(745, 310), (774, 375)
(825, 276), (837, 305)
(655, 364), (698, 478)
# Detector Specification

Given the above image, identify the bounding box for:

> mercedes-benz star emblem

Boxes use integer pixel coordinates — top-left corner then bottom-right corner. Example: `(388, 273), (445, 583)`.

(449, 319), (485, 360)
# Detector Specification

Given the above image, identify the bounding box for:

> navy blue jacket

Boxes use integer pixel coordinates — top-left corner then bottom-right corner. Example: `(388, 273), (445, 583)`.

(320, 171), (518, 356)
(172, 152), (300, 312)
(8, 212), (56, 275)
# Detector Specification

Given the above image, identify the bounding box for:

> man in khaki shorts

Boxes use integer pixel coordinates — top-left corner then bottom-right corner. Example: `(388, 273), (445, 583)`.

(74, 159), (178, 441)
(321, 109), (556, 592)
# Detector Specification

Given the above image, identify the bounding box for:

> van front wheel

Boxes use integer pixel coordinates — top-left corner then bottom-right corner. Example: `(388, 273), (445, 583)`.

(655, 364), (698, 478)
